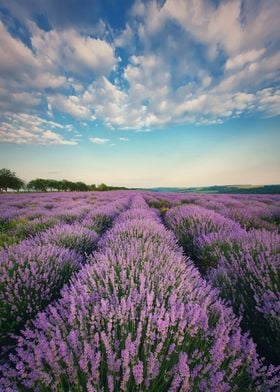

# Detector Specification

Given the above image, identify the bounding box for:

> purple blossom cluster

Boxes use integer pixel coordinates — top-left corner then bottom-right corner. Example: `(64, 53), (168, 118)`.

(81, 197), (130, 234)
(33, 223), (99, 258)
(207, 229), (280, 364)
(0, 242), (82, 347)
(165, 205), (244, 266)
(0, 193), (132, 360)
(10, 216), (59, 239)
(1, 196), (278, 391)
(0, 192), (131, 250)
(148, 192), (280, 231)
(165, 204), (280, 364)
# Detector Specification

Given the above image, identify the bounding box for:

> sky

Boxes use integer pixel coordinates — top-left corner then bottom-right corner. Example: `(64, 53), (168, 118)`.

(0, 0), (279, 188)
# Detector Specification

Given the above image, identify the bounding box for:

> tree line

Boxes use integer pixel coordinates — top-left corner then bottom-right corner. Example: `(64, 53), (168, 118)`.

(0, 168), (127, 192)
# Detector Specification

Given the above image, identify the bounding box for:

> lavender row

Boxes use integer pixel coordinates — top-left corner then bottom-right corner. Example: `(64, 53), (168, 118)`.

(0, 191), (127, 220)
(192, 195), (280, 231)
(143, 191), (280, 232)
(1, 196), (278, 390)
(165, 204), (280, 364)
(0, 192), (130, 248)
(0, 196), (131, 352)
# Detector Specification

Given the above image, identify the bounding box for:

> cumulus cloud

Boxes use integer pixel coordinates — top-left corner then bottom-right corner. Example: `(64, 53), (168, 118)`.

(216, 52), (280, 93)
(65, 73), (279, 129)
(225, 49), (266, 70)
(0, 21), (37, 77)
(0, 87), (41, 112)
(0, 0), (113, 30)
(58, 40), (278, 129)
(0, 113), (77, 145)
(48, 95), (92, 119)
(89, 137), (110, 144)
(73, 0), (279, 129)
(134, 0), (280, 55)
(0, 22), (65, 90)
(0, 20), (117, 114)
(256, 89), (280, 117)
(31, 25), (117, 76)
(114, 24), (134, 48)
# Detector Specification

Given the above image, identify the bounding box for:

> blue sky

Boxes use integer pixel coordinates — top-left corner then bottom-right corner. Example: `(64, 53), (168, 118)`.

(0, 0), (279, 187)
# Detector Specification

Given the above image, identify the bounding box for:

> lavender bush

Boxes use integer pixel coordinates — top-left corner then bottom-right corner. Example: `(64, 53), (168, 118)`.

(34, 223), (99, 257)
(166, 205), (280, 364)
(81, 198), (130, 234)
(0, 242), (82, 346)
(165, 205), (243, 270)
(207, 229), (280, 364)
(10, 216), (59, 240)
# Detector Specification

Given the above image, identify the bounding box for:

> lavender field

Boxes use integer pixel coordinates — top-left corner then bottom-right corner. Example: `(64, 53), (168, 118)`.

(0, 190), (278, 391)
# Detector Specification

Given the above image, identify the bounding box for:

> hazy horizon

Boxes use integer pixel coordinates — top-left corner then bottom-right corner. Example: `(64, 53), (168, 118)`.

(0, 0), (279, 187)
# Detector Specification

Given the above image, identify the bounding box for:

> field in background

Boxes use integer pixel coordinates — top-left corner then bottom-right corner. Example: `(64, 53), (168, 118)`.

(148, 184), (280, 194)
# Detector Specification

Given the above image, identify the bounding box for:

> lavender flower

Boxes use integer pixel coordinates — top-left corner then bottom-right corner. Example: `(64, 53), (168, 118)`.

(0, 241), (82, 345)
(166, 204), (280, 364)
(33, 223), (99, 257)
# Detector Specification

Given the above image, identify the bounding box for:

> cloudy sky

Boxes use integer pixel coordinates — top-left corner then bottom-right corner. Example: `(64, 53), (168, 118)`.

(0, 0), (279, 187)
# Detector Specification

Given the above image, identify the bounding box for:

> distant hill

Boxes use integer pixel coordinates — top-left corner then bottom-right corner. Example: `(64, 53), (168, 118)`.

(147, 185), (280, 194)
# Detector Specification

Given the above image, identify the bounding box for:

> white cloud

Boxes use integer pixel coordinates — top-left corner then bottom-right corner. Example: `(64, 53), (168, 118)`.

(48, 95), (92, 118)
(52, 61), (279, 129)
(78, 54), (174, 129)
(89, 137), (110, 144)
(225, 49), (266, 70)
(134, 0), (242, 54)
(0, 21), (67, 91)
(0, 20), (117, 115)
(119, 137), (129, 141)
(42, 130), (77, 145)
(30, 73), (67, 89)
(174, 95), (207, 116)
(216, 52), (280, 93)
(256, 88), (280, 117)
(0, 113), (77, 145)
(0, 87), (41, 111)
(31, 25), (117, 76)
(131, 1), (146, 18)
(0, 21), (37, 77)
(114, 24), (133, 48)
(137, 0), (280, 56)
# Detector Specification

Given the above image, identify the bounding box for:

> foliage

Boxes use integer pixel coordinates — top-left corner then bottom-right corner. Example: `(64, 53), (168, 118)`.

(0, 168), (128, 193)
(0, 168), (25, 192)
(27, 178), (127, 192)
(0, 242), (82, 345)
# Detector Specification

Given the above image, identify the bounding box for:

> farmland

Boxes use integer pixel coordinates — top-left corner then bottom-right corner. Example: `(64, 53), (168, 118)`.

(0, 190), (279, 391)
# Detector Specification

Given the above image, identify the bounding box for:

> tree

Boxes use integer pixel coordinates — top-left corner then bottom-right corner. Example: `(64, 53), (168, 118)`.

(0, 168), (24, 192)
(74, 182), (89, 191)
(97, 183), (108, 191)
(10, 177), (25, 192)
(59, 180), (73, 191)
(27, 179), (48, 192)
(46, 179), (59, 191)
